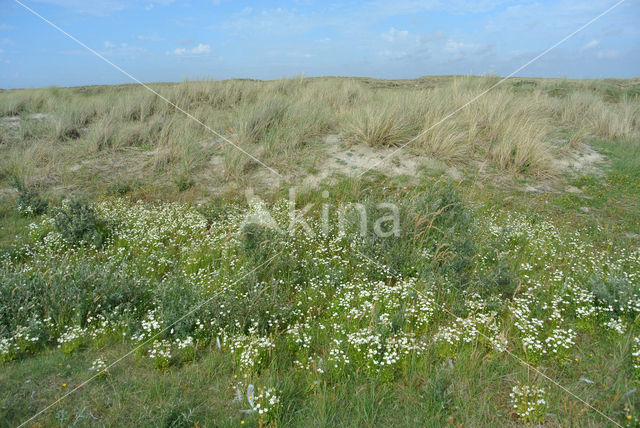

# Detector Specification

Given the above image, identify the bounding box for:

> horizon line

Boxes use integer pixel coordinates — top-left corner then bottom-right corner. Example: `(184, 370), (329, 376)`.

(3, 73), (640, 91)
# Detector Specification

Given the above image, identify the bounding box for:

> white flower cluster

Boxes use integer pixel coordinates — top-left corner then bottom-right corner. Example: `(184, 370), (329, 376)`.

(603, 317), (626, 335)
(286, 322), (312, 351)
(251, 387), (281, 417)
(89, 357), (107, 373)
(11, 325), (41, 353)
(509, 382), (546, 423)
(512, 293), (574, 361)
(131, 309), (162, 343)
(543, 327), (576, 356)
(331, 278), (435, 330)
(174, 335), (194, 350)
(16, 203), (35, 216)
(572, 286), (598, 320)
(0, 337), (17, 362)
(632, 337), (640, 373)
(435, 296), (506, 355)
(57, 325), (88, 353)
(226, 333), (275, 375)
(345, 328), (420, 376)
(327, 338), (349, 370)
(148, 339), (172, 369)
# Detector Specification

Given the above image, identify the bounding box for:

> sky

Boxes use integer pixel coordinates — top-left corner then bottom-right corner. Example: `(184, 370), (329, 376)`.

(0, 0), (638, 88)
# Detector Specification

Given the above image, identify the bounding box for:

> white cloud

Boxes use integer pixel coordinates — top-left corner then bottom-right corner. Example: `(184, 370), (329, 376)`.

(597, 49), (621, 59)
(0, 24), (15, 30)
(101, 41), (146, 58)
(381, 27), (409, 42)
(379, 48), (409, 59)
(444, 39), (479, 54)
(191, 43), (211, 54)
(171, 43), (211, 55)
(581, 39), (599, 50)
(441, 38), (492, 61)
(483, 0), (635, 45)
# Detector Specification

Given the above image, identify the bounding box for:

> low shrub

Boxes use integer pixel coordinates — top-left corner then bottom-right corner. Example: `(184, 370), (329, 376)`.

(52, 198), (109, 247)
(587, 274), (638, 315)
(13, 179), (47, 216)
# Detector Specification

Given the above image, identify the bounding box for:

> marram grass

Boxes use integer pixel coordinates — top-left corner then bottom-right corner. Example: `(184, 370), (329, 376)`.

(1, 76), (639, 198)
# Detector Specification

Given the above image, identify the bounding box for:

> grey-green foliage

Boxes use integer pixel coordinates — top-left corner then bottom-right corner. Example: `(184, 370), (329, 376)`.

(154, 274), (203, 338)
(587, 274), (638, 315)
(52, 198), (108, 247)
(14, 184), (48, 217)
(0, 260), (151, 339)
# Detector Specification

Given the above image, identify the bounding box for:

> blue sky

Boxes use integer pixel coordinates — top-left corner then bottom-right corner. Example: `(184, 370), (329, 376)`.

(0, 0), (638, 88)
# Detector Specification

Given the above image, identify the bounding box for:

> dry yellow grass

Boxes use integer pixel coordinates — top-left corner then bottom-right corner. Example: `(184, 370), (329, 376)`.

(0, 76), (638, 197)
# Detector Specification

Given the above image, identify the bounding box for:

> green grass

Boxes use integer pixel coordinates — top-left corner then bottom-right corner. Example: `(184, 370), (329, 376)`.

(1, 76), (640, 427)
(1, 170), (639, 426)
(0, 197), (41, 251)
(549, 138), (640, 241)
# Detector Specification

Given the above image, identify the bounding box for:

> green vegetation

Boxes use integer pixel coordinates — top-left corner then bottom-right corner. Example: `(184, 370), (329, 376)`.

(1, 76), (638, 200)
(0, 76), (639, 427)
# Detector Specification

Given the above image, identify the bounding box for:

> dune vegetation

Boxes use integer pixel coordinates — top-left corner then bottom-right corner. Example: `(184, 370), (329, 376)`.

(1, 75), (639, 426)
(1, 75), (639, 198)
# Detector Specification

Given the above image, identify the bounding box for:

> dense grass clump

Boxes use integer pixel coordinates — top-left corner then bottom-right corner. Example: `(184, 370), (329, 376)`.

(343, 182), (475, 281)
(1, 76), (639, 199)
